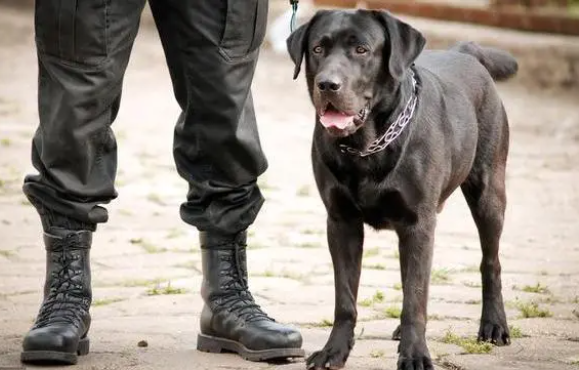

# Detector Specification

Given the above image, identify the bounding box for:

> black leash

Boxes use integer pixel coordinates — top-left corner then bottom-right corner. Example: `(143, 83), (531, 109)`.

(290, 0), (299, 32)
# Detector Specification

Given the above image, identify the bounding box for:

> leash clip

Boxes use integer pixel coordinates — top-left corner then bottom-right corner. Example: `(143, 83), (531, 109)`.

(290, 0), (299, 32)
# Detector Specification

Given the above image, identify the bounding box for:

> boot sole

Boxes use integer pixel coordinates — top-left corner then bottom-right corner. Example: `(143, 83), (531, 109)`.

(21, 337), (89, 365)
(197, 333), (305, 362)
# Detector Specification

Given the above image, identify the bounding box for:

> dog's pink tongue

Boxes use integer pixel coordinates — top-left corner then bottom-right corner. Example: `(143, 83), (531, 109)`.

(320, 111), (355, 129)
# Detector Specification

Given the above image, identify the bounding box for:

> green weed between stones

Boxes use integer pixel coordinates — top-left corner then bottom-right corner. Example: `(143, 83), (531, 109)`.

(130, 238), (167, 254)
(311, 318), (333, 328)
(370, 349), (385, 358)
(441, 329), (493, 354)
(518, 283), (550, 294)
(515, 300), (552, 318)
(146, 282), (187, 296)
(508, 325), (525, 339)
(431, 268), (452, 285)
(359, 290), (385, 307)
(363, 247), (380, 258)
(384, 306), (402, 319)
(93, 298), (125, 307)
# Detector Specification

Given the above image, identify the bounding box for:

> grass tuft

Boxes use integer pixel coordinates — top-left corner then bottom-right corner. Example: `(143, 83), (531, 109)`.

(516, 301), (552, 318)
(359, 298), (373, 307)
(370, 349), (385, 358)
(520, 283), (550, 294)
(296, 241), (320, 249)
(363, 263), (386, 270)
(311, 318), (333, 328)
(166, 228), (186, 239)
(121, 277), (164, 287)
(146, 282), (187, 296)
(359, 290), (385, 307)
(296, 185), (312, 197)
(0, 250), (15, 258)
(463, 281), (482, 288)
(431, 268), (452, 285)
(508, 325), (524, 339)
(146, 193), (165, 206)
(441, 329), (493, 354)
(384, 306), (402, 319)
(93, 297), (124, 307)
(363, 247), (380, 258)
(130, 238), (167, 253)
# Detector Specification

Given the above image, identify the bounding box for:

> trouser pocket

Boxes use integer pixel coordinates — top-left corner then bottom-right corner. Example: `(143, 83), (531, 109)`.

(219, 0), (268, 60)
(35, 0), (109, 65)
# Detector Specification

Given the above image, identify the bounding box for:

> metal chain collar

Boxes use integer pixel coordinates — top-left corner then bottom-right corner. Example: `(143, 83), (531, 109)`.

(339, 69), (418, 158)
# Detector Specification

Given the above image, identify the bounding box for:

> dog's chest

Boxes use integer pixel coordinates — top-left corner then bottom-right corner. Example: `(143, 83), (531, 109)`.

(351, 176), (415, 230)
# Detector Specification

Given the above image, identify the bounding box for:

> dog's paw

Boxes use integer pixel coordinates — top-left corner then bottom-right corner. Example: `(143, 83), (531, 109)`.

(397, 325), (433, 370)
(397, 354), (434, 370)
(478, 320), (510, 346)
(306, 344), (351, 370)
(478, 304), (511, 346)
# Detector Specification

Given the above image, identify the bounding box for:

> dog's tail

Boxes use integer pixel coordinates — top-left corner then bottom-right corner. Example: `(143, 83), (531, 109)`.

(452, 41), (518, 82)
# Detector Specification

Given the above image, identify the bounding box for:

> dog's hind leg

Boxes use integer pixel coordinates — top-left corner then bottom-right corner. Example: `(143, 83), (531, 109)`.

(306, 217), (364, 370)
(461, 107), (510, 346)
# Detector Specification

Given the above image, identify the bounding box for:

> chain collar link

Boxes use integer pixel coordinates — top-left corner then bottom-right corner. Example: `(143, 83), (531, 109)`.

(339, 69), (419, 158)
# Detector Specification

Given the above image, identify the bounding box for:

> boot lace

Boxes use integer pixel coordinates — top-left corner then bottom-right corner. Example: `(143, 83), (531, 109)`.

(35, 240), (89, 328)
(214, 251), (273, 324)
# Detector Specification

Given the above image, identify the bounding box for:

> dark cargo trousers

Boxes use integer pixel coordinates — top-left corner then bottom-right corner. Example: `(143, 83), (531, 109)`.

(23, 0), (269, 234)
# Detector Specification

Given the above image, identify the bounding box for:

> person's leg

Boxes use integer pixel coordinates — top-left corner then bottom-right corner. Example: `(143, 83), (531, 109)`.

(151, 0), (268, 234)
(148, 0), (303, 361)
(21, 0), (146, 365)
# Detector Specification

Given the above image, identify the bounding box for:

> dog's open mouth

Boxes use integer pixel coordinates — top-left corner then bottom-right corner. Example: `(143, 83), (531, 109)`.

(319, 103), (369, 130)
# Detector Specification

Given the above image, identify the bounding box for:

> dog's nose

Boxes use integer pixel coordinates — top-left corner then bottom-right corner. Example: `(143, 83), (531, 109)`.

(317, 78), (342, 92)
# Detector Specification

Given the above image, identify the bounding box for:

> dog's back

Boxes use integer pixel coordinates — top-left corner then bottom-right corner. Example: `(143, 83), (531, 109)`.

(414, 42), (517, 114)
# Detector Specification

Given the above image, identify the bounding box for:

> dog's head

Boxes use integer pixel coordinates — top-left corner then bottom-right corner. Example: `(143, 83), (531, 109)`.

(287, 10), (425, 137)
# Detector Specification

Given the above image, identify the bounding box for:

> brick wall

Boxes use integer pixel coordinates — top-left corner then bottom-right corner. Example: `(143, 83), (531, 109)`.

(313, 0), (579, 35)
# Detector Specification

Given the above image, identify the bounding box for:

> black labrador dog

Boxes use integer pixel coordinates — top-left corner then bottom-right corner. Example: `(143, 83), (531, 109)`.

(287, 9), (517, 370)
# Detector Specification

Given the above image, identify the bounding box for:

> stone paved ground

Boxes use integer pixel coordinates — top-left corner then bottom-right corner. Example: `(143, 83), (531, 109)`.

(1, 5), (579, 370)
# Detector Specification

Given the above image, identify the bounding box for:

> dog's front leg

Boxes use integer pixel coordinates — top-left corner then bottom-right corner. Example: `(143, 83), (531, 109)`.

(395, 216), (436, 370)
(306, 216), (364, 370)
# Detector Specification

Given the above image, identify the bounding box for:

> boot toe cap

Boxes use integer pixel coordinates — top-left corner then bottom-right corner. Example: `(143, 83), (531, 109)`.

(243, 321), (303, 350)
(23, 325), (80, 353)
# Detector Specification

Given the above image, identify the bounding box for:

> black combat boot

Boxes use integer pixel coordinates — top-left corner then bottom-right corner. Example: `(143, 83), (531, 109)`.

(21, 229), (92, 365)
(196, 231), (304, 361)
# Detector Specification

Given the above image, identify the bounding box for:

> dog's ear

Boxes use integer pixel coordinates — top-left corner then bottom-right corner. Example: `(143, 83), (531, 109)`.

(372, 11), (426, 81)
(286, 13), (322, 80)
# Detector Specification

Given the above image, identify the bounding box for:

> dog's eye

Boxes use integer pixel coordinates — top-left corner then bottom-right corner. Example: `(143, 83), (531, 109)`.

(312, 45), (323, 54)
(355, 46), (368, 54)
